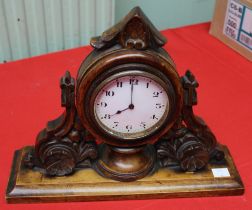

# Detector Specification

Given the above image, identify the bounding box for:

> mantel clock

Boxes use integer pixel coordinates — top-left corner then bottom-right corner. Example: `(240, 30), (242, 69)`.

(6, 7), (244, 203)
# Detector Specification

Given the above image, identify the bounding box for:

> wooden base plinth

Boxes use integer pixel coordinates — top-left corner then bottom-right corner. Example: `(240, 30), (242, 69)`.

(6, 146), (244, 203)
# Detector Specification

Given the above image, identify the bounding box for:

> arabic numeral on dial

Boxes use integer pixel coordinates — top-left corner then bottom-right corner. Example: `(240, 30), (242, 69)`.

(140, 122), (146, 129)
(126, 125), (133, 132)
(155, 103), (164, 109)
(153, 91), (162, 97)
(116, 81), (123, 87)
(129, 78), (139, 85)
(112, 122), (119, 128)
(105, 90), (115, 96)
(152, 115), (158, 120)
(97, 102), (107, 107)
(101, 114), (111, 119)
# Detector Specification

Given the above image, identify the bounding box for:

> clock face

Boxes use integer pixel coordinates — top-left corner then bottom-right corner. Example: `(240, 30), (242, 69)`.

(94, 73), (169, 139)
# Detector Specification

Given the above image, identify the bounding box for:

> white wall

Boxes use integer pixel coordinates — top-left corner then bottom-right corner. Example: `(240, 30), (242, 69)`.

(0, 0), (115, 63)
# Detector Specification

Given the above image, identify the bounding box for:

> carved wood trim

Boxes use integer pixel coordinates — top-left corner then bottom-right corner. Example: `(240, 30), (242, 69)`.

(24, 71), (98, 176)
(90, 7), (167, 50)
(181, 70), (224, 160)
(155, 71), (225, 172)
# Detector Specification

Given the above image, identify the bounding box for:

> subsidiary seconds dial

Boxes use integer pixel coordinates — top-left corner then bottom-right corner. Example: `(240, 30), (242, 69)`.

(94, 74), (169, 139)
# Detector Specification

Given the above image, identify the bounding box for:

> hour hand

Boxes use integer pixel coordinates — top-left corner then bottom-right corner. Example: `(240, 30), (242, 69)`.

(110, 104), (134, 116)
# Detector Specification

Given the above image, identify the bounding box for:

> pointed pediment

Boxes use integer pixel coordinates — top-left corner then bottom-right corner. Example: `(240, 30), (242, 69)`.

(91, 7), (167, 50)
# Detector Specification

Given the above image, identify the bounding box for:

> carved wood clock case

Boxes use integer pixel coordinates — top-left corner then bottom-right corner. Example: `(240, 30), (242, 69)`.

(6, 7), (244, 203)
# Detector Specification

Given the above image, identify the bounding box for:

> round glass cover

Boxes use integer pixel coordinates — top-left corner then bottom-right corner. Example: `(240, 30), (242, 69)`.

(94, 74), (169, 139)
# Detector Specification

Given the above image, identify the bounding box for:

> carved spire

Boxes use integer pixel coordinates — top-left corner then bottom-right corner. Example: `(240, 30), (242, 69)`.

(90, 7), (167, 50)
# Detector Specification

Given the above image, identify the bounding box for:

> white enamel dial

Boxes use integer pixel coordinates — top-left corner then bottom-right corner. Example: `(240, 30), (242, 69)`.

(94, 74), (169, 139)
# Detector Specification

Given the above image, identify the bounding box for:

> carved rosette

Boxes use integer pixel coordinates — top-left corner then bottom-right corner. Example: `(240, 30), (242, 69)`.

(156, 126), (209, 172)
(24, 71), (98, 176)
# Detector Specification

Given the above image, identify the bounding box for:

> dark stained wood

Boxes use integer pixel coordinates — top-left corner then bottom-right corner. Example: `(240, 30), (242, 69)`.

(93, 144), (156, 182)
(25, 71), (98, 176)
(181, 70), (225, 161)
(155, 126), (210, 172)
(75, 6), (184, 180)
(90, 6), (166, 50)
(6, 145), (244, 203)
(155, 70), (225, 172)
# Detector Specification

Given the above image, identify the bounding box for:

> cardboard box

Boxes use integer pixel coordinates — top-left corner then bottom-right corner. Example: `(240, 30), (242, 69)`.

(210, 0), (252, 61)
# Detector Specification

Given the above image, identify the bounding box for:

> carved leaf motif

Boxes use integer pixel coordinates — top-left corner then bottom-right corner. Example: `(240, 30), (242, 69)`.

(78, 141), (98, 163)
(156, 141), (176, 159)
(155, 139), (177, 167)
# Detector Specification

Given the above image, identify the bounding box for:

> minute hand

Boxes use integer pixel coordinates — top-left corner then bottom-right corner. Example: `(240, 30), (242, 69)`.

(130, 79), (134, 105)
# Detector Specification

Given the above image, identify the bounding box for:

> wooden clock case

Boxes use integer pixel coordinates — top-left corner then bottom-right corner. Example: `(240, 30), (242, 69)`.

(6, 7), (244, 203)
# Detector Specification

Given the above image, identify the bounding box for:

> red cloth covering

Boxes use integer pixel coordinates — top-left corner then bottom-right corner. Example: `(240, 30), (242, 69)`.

(0, 23), (251, 209)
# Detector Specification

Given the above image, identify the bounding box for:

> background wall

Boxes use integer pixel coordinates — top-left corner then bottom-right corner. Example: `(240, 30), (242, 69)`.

(0, 0), (115, 63)
(115, 0), (216, 29)
(0, 0), (216, 63)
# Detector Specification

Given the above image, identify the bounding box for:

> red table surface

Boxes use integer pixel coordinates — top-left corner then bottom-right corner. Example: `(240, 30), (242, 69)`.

(0, 23), (252, 210)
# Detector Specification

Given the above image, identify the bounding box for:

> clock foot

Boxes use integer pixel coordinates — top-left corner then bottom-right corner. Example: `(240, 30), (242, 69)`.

(93, 144), (156, 182)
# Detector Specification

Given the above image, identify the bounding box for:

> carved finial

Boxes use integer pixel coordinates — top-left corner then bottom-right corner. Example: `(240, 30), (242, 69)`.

(181, 70), (199, 106)
(90, 7), (167, 50)
(60, 71), (75, 108)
